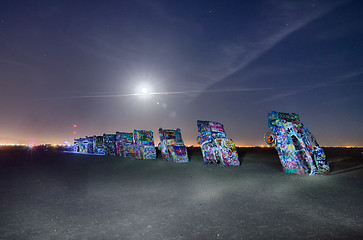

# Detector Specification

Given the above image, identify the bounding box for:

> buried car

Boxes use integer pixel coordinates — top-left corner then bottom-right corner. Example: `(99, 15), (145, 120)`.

(116, 132), (134, 157)
(196, 120), (239, 166)
(264, 111), (330, 175)
(133, 130), (156, 159)
(93, 135), (104, 155)
(73, 138), (81, 152)
(158, 128), (189, 163)
(86, 136), (94, 154)
(103, 133), (116, 155)
(73, 138), (88, 153)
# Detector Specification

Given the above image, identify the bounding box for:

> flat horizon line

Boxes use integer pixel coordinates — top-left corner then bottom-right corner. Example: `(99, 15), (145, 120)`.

(1, 144), (363, 149)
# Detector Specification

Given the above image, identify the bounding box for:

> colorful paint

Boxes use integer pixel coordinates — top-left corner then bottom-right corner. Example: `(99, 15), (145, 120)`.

(116, 132), (135, 157)
(79, 138), (88, 153)
(196, 120), (239, 166)
(265, 111), (330, 175)
(86, 136), (94, 154)
(158, 128), (189, 163)
(103, 134), (116, 155)
(134, 130), (156, 159)
(73, 138), (81, 152)
(93, 135), (104, 155)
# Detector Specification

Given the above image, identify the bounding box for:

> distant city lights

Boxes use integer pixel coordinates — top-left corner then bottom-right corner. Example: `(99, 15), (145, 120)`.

(0, 143), (71, 148)
(0, 143), (362, 148)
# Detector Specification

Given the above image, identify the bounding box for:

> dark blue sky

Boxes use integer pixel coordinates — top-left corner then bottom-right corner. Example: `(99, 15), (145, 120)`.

(1, 0), (362, 146)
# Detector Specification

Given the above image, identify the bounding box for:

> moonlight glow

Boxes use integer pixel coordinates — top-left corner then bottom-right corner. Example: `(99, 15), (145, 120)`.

(141, 87), (148, 93)
(136, 83), (153, 99)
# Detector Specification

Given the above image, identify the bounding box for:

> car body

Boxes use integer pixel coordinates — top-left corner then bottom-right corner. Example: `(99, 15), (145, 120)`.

(158, 128), (189, 163)
(93, 135), (104, 155)
(196, 120), (239, 166)
(264, 111), (330, 175)
(103, 133), (116, 155)
(116, 132), (134, 157)
(133, 130), (156, 159)
(73, 138), (81, 152)
(73, 138), (88, 153)
(86, 136), (94, 154)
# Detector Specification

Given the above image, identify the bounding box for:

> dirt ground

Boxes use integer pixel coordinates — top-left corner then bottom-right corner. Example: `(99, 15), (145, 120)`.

(0, 147), (362, 239)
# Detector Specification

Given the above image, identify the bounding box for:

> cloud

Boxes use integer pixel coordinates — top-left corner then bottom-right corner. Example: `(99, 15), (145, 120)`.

(335, 71), (363, 82)
(255, 70), (363, 104)
(197, 0), (349, 90)
(255, 89), (302, 104)
(37, 87), (273, 102)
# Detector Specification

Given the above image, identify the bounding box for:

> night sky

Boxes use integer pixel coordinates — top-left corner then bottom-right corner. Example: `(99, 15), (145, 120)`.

(1, 0), (362, 146)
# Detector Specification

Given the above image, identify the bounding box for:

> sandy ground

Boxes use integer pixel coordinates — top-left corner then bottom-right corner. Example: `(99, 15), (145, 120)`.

(0, 147), (362, 240)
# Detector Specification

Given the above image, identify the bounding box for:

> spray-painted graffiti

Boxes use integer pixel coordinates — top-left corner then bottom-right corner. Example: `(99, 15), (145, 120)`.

(116, 132), (135, 157)
(93, 135), (104, 155)
(158, 128), (189, 163)
(264, 111), (330, 175)
(196, 120), (239, 166)
(134, 130), (156, 159)
(86, 136), (94, 154)
(103, 134), (116, 155)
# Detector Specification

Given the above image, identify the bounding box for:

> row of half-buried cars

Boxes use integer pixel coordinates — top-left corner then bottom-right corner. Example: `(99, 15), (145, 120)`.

(74, 130), (156, 159)
(73, 111), (330, 175)
(74, 129), (188, 162)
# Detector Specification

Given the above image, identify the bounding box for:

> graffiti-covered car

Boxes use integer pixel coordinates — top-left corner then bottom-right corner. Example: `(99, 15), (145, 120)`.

(134, 130), (156, 159)
(158, 128), (189, 163)
(196, 120), (239, 166)
(103, 133), (116, 155)
(93, 135), (104, 155)
(264, 111), (330, 175)
(73, 138), (81, 152)
(116, 132), (134, 157)
(86, 136), (94, 154)
(80, 138), (88, 153)
(74, 138), (88, 153)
